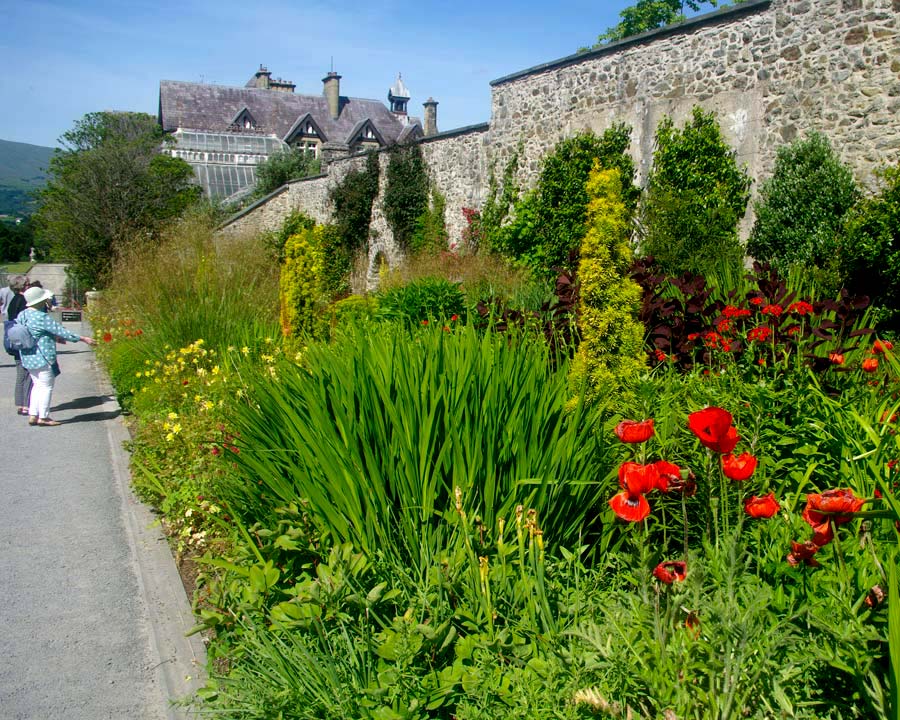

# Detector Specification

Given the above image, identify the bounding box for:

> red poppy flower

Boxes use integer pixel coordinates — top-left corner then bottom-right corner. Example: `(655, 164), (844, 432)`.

(654, 349), (667, 362)
(684, 610), (700, 637)
(618, 462), (660, 495)
(608, 491), (651, 522)
(744, 492), (780, 518)
(829, 352), (845, 365)
(862, 358), (879, 372)
(874, 339), (893, 354)
(652, 460), (682, 492)
(450, 314), (459, 322)
(653, 560), (687, 584)
(787, 540), (820, 567)
(688, 407), (739, 454)
(722, 452), (757, 481)
(803, 489), (864, 529)
(614, 419), (655, 444)
(102, 332), (113, 343)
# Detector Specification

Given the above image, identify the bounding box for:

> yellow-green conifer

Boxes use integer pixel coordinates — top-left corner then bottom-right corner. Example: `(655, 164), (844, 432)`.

(569, 164), (646, 404)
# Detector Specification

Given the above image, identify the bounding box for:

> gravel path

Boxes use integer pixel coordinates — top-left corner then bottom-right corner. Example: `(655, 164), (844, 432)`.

(0, 325), (205, 719)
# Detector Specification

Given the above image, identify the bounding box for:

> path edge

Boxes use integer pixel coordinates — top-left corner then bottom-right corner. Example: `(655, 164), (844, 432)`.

(93, 355), (208, 718)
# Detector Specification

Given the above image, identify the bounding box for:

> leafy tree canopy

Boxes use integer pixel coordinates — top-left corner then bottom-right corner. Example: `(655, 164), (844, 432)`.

(35, 111), (199, 289)
(252, 148), (322, 199)
(592, 0), (718, 46)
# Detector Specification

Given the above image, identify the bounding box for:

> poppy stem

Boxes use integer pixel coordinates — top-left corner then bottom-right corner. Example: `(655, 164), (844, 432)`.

(681, 493), (689, 563)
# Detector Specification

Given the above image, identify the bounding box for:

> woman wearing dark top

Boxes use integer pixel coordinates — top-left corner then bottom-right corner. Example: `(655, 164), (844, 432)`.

(5, 275), (32, 415)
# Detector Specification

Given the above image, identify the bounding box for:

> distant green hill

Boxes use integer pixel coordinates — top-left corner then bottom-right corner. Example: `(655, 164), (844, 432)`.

(0, 139), (56, 217)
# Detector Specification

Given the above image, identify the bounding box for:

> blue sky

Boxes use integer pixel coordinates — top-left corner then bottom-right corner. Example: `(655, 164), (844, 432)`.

(3, 0), (660, 148)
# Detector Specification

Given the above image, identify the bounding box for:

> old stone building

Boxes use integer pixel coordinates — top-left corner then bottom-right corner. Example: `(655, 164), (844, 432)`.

(158, 67), (437, 199)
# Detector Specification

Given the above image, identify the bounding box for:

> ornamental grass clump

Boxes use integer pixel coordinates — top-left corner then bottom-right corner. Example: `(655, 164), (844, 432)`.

(221, 321), (612, 576)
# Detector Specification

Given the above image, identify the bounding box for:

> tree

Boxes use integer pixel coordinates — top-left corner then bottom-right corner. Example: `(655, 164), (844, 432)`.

(252, 148), (322, 199)
(0, 218), (33, 262)
(594, 0), (718, 45)
(638, 106), (751, 277)
(747, 132), (859, 282)
(35, 112), (199, 288)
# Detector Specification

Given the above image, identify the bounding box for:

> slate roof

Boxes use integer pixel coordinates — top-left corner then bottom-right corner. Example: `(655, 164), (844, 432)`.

(159, 80), (417, 146)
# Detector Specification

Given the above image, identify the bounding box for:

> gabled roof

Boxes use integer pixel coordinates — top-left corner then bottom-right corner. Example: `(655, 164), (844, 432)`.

(347, 118), (387, 147)
(284, 112), (328, 144)
(159, 80), (410, 146)
(230, 106), (257, 127)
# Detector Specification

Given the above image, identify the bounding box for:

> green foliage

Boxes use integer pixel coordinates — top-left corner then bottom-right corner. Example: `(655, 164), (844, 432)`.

(383, 144), (430, 251)
(220, 322), (612, 576)
(748, 132), (859, 286)
(837, 164), (900, 331)
(279, 224), (329, 340)
(409, 188), (449, 254)
(480, 151), (521, 252)
(638, 106), (751, 277)
(252, 148), (321, 199)
(569, 166), (646, 402)
(330, 150), (380, 254)
(0, 217), (33, 262)
(592, 0), (718, 45)
(492, 126), (637, 279)
(35, 111), (200, 289)
(376, 276), (464, 325)
(265, 210), (316, 264)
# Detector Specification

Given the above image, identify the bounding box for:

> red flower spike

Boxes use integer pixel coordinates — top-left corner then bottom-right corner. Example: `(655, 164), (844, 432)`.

(652, 460), (682, 493)
(722, 452), (758, 481)
(614, 419), (655, 444)
(688, 407), (739, 453)
(609, 491), (650, 522)
(787, 540), (820, 567)
(744, 492), (780, 518)
(653, 560), (687, 584)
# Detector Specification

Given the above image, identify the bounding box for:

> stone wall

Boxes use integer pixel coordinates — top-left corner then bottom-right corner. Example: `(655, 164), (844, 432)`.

(221, 0), (899, 253)
(489, 0), (899, 191)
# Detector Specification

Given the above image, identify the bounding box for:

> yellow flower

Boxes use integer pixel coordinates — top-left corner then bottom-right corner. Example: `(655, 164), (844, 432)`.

(165, 432), (174, 442)
(168, 412), (178, 420)
(203, 400), (214, 410)
(261, 354), (274, 363)
(241, 346), (250, 355)
(172, 423), (182, 434)
(211, 365), (220, 375)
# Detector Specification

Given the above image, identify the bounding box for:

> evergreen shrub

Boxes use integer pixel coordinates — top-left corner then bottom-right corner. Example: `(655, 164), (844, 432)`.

(638, 106), (751, 277)
(748, 131), (859, 286)
(279, 224), (329, 340)
(569, 166), (646, 402)
(383, 143), (430, 250)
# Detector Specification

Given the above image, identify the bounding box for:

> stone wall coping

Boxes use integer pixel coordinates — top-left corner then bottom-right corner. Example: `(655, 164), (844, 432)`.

(489, 0), (772, 87)
(419, 122), (491, 144)
(218, 173), (327, 230)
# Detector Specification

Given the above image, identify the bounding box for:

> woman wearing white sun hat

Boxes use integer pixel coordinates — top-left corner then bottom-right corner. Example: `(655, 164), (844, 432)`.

(16, 286), (95, 426)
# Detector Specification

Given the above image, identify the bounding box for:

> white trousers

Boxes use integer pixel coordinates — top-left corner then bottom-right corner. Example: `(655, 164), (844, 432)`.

(27, 365), (56, 419)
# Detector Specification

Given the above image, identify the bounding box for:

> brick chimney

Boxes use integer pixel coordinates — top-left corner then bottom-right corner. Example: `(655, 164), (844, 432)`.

(323, 71), (342, 120)
(423, 98), (438, 137)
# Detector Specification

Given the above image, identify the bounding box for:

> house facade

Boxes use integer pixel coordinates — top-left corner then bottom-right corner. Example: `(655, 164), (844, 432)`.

(158, 66), (433, 200)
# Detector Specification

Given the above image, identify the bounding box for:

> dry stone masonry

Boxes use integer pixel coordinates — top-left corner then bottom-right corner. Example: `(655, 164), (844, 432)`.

(222, 0), (899, 260)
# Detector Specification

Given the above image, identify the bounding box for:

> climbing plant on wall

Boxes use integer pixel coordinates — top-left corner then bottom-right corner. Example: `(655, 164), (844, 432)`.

(383, 143), (430, 251)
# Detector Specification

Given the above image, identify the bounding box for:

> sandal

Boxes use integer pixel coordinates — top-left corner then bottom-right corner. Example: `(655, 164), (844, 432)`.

(37, 419), (62, 427)
(28, 416), (38, 426)
(17, 408), (28, 416)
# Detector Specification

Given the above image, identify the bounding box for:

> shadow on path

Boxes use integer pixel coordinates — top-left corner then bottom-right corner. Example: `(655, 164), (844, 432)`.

(61, 409), (122, 424)
(52, 394), (115, 412)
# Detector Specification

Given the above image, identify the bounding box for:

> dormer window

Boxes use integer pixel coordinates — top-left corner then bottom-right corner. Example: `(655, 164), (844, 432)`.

(231, 108), (258, 132)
